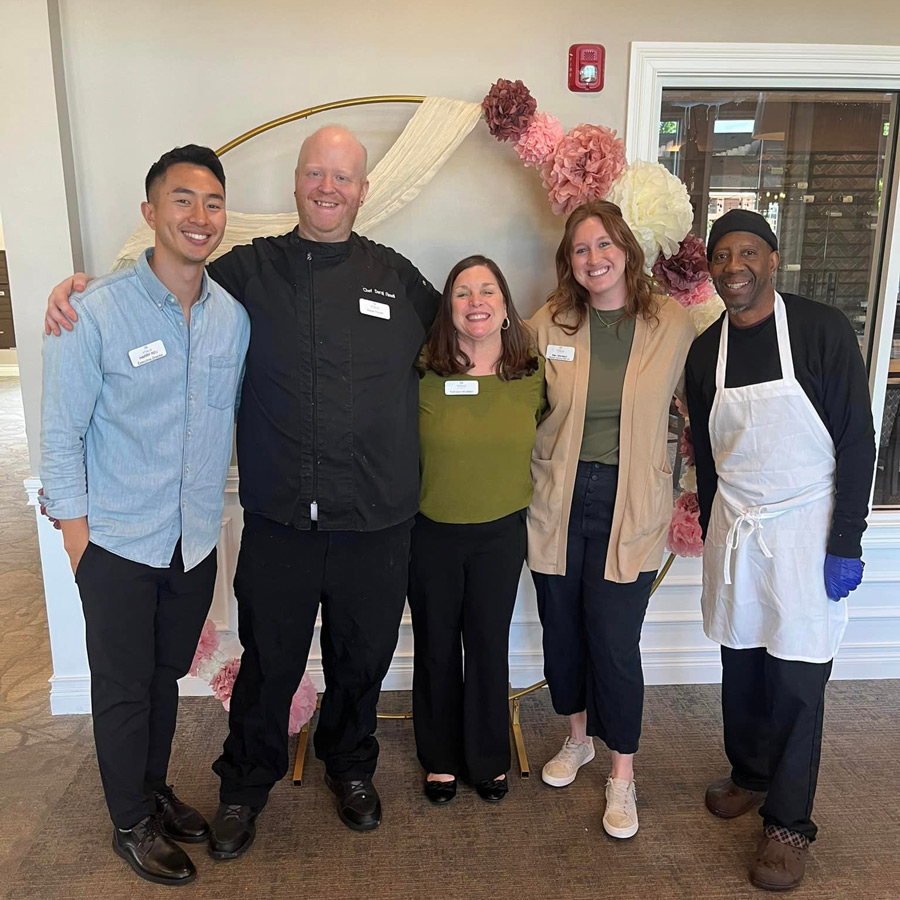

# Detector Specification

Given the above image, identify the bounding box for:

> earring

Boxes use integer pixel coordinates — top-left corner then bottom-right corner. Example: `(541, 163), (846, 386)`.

(501, 317), (510, 330)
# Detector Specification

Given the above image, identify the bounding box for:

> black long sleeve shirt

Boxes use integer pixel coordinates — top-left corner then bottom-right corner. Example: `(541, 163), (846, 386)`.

(207, 229), (440, 531)
(684, 293), (875, 558)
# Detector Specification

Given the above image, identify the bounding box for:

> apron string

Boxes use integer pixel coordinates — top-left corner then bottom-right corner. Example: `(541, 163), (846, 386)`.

(724, 508), (775, 585)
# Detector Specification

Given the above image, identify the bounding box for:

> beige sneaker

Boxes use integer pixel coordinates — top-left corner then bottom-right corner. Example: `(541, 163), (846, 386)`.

(541, 737), (595, 787)
(603, 777), (638, 839)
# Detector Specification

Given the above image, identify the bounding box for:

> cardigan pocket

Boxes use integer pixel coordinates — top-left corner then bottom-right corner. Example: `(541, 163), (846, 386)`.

(638, 463), (673, 537)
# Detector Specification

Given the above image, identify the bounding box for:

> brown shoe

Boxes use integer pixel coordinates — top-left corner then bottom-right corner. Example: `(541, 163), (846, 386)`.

(705, 776), (766, 819)
(750, 835), (807, 891)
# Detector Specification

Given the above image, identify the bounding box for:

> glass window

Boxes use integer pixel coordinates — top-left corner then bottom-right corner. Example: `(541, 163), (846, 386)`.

(659, 89), (899, 506)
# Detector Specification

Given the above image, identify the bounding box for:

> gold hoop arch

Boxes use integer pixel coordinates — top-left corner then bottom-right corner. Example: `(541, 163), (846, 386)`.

(215, 95), (425, 157)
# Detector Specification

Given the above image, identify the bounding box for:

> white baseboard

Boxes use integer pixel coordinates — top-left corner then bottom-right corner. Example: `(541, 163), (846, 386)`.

(48, 674), (92, 715)
(0, 365), (19, 377)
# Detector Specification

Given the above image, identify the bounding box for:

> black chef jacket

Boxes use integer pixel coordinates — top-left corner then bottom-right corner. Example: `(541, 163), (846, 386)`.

(208, 228), (439, 531)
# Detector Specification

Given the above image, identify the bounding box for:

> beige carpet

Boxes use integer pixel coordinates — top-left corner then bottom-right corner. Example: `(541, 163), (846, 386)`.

(2, 377), (899, 900)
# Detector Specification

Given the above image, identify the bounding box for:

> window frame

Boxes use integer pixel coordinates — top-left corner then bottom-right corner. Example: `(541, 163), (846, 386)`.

(627, 42), (900, 510)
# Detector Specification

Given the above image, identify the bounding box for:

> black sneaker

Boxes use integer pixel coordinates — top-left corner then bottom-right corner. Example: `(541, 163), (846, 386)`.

(325, 775), (381, 831)
(112, 814), (196, 886)
(208, 803), (260, 860)
(154, 785), (210, 843)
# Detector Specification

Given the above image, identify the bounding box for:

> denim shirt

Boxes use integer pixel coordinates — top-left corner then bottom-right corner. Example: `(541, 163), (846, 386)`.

(41, 249), (250, 570)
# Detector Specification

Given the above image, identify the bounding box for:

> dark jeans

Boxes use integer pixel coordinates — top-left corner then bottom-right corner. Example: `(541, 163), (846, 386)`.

(213, 513), (412, 807)
(721, 645), (832, 841)
(408, 511), (526, 783)
(531, 461), (655, 754)
(76, 541), (216, 828)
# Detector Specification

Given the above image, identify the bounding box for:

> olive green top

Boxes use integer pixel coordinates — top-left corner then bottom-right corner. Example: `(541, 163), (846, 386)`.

(579, 308), (635, 465)
(418, 358), (547, 524)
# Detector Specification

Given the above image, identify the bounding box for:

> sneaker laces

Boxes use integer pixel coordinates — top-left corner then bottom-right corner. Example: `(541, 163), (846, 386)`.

(555, 737), (590, 766)
(606, 777), (635, 815)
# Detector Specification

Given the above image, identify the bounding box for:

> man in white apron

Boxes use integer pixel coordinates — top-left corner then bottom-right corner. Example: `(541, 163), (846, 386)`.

(685, 210), (875, 891)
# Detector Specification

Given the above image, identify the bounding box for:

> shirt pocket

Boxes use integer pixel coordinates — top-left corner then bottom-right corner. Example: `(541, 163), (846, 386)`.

(208, 354), (241, 410)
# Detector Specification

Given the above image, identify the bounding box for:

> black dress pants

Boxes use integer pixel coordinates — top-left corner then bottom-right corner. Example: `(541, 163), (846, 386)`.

(721, 645), (832, 842)
(531, 462), (655, 754)
(408, 510), (526, 783)
(213, 513), (412, 807)
(76, 541), (217, 829)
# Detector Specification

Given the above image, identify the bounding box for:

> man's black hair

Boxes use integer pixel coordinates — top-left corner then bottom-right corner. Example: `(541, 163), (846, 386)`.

(144, 145), (226, 200)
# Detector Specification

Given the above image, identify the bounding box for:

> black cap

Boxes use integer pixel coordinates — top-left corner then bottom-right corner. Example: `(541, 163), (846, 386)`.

(707, 210), (778, 260)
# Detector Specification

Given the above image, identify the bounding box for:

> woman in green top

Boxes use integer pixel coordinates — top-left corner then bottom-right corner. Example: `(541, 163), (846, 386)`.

(410, 254), (545, 805)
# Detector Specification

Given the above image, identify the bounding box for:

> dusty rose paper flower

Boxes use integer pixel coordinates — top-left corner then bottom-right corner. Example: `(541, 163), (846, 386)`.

(667, 491), (703, 558)
(482, 79), (537, 142)
(288, 673), (319, 735)
(679, 424), (695, 468)
(607, 161), (693, 269)
(210, 658), (241, 710)
(542, 124), (627, 216)
(514, 112), (565, 169)
(652, 234), (715, 308)
(189, 619), (220, 677)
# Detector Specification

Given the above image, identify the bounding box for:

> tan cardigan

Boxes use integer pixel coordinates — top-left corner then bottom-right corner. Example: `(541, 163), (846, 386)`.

(527, 295), (696, 582)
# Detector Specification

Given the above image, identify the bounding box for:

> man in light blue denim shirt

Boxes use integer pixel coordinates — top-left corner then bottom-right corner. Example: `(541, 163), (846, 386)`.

(40, 145), (249, 888)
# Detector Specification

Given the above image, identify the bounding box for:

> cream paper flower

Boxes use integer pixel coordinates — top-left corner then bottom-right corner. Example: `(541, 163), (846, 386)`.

(607, 161), (693, 270)
(688, 293), (726, 334)
(679, 464), (698, 494)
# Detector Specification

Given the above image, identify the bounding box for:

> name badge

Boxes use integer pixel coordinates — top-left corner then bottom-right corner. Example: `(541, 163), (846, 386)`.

(128, 340), (167, 368)
(445, 380), (479, 396)
(546, 344), (575, 362)
(359, 298), (391, 320)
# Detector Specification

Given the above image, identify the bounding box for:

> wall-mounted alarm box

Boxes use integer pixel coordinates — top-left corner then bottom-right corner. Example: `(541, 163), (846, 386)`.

(568, 44), (605, 93)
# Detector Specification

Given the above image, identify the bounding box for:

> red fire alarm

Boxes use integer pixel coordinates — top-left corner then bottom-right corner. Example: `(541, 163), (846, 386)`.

(568, 44), (605, 92)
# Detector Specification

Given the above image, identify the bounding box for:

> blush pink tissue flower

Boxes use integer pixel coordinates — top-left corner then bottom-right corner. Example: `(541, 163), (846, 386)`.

(189, 619), (220, 676)
(667, 492), (703, 558)
(514, 112), (565, 169)
(288, 673), (319, 735)
(210, 658), (241, 710)
(542, 124), (627, 216)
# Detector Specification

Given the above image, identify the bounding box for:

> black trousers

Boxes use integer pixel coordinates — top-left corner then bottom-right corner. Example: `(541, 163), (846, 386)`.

(408, 511), (526, 783)
(213, 513), (411, 807)
(75, 541), (216, 829)
(531, 461), (655, 754)
(721, 645), (832, 842)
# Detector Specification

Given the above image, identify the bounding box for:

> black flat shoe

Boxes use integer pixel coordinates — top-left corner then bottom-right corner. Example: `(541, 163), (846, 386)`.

(476, 777), (508, 803)
(113, 814), (196, 886)
(424, 777), (457, 804)
(325, 775), (381, 831)
(208, 803), (261, 860)
(154, 785), (209, 843)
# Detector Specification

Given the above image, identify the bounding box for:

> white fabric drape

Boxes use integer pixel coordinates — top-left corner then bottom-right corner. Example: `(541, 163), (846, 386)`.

(110, 96), (483, 272)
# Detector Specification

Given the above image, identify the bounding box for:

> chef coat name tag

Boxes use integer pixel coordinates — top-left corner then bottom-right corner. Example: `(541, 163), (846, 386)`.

(445, 380), (479, 396)
(359, 298), (391, 320)
(128, 340), (167, 368)
(546, 344), (575, 362)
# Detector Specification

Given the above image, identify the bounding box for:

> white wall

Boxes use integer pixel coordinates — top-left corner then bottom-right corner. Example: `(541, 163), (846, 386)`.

(4, 1), (900, 712)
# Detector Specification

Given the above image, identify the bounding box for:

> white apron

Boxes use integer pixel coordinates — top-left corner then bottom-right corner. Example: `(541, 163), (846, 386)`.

(701, 293), (846, 663)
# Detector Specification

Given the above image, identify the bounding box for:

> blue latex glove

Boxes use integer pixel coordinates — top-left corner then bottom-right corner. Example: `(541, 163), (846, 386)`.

(824, 554), (864, 602)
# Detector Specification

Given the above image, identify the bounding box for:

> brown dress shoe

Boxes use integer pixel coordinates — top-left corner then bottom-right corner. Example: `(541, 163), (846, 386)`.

(705, 776), (767, 819)
(750, 835), (807, 891)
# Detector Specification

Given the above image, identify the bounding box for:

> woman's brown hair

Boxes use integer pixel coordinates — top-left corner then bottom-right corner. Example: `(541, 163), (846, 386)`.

(421, 254), (539, 381)
(548, 199), (658, 334)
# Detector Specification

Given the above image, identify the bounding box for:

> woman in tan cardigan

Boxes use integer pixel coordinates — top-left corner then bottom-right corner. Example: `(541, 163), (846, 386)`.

(528, 200), (695, 839)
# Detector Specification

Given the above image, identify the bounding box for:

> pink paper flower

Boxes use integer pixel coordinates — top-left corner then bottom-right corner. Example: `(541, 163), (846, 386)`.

(679, 424), (695, 468)
(210, 658), (241, 710)
(288, 673), (319, 736)
(667, 491), (703, 557)
(189, 619), (220, 676)
(542, 124), (627, 216)
(652, 234), (714, 308)
(482, 79), (537, 143)
(514, 112), (565, 169)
